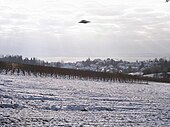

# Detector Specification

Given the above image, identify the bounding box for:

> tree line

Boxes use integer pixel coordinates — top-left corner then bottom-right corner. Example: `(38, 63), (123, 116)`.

(143, 58), (170, 77)
(0, 55), (61, 67)
(1, 61), (170, 83)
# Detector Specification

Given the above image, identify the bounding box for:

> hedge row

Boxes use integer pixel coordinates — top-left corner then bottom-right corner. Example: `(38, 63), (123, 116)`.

(0, 61), (170, 83)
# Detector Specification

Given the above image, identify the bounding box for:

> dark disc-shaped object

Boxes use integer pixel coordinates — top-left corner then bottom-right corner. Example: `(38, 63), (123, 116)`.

(79, 20), (91, 24)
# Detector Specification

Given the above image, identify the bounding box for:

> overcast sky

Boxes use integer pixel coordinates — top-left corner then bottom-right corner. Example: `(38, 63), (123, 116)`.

(0, 0), (170, 58)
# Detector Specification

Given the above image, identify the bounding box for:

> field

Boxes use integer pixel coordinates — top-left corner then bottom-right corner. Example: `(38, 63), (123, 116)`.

(0, 74), (170, 126)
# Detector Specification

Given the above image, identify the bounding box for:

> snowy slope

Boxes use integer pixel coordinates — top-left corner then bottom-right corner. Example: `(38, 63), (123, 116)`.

(0, 74), (170, 126)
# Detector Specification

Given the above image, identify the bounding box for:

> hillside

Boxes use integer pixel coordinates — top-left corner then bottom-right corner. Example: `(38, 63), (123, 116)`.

(0, 74), (170, 126)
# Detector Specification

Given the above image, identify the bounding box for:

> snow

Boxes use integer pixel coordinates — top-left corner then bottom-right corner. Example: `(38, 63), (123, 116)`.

(0, 74), (170, 126)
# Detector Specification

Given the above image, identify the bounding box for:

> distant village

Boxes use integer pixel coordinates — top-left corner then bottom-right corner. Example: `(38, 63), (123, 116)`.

(58, 58), (170, 78)
(0, 55), (170, 79)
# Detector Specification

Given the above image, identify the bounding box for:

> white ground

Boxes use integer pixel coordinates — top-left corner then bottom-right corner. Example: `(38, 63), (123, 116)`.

(0, 74), (170, 127)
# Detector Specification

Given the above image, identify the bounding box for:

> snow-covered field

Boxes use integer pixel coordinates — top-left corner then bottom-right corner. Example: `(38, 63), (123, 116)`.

(0, 74), (170, 127)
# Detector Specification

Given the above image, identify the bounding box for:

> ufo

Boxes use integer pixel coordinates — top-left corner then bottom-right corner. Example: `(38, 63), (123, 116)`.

(78, 20), (91, 24)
